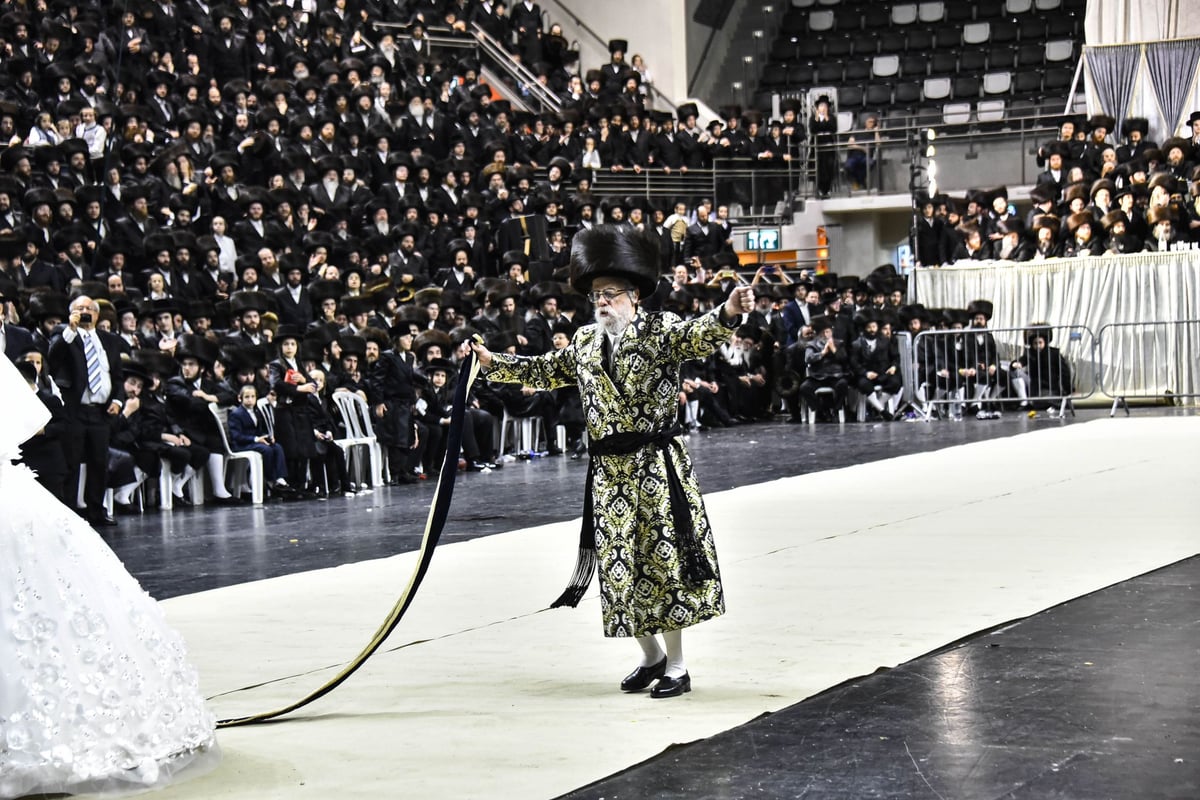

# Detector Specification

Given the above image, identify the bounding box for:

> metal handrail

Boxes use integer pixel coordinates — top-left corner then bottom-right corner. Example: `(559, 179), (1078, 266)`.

(470, 22), (563, 113)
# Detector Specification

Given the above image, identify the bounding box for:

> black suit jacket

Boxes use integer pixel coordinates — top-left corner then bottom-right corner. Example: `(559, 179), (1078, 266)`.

(47, 328), (127, 410)
(682, 223), (723, 260)
(274, 286), (314, 327)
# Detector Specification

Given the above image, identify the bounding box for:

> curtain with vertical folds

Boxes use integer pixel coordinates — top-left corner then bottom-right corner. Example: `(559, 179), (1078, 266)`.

(1144, 39), (1200, 138)
(909, 252), (1200, 400)
(1084, 44), (1143, 139)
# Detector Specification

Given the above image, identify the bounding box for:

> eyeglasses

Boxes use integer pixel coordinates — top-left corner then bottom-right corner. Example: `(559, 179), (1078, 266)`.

(588, 288), (633, 303)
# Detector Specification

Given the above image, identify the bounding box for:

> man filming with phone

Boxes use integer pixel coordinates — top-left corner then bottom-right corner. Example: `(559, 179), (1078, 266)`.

(48, 296), (127, 527)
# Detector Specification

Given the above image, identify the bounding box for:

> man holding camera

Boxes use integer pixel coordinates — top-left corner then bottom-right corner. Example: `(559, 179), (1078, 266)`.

(48, 295), (127, 527)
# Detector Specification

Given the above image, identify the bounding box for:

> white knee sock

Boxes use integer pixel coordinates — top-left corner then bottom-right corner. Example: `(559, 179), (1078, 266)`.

(662, 629), (686, 678)
(207, 454), (232, 499)
(172, 465), (195, 496)
(636, 634), (665, 667)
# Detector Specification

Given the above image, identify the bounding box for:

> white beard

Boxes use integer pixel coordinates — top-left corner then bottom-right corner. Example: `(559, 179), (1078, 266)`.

(594, 305), (633, 337)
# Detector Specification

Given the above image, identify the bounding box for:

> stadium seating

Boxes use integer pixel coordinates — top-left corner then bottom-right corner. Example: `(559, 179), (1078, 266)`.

(762, 0), (1084, 129)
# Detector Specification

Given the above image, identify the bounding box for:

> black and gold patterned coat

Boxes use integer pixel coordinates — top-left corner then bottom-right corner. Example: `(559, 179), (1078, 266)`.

(484, 306), (736, 637)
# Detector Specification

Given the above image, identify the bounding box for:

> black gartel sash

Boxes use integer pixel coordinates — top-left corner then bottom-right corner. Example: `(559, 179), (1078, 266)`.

(217, 349), (482, 727)
(550, 423), (717, 609)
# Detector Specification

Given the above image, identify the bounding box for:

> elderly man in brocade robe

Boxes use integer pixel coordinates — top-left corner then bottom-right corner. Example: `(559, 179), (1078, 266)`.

(471, 226), (754, 698)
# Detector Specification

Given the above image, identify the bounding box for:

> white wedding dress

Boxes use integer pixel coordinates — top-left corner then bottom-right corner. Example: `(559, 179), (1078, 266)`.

(0, 358), (218, 798)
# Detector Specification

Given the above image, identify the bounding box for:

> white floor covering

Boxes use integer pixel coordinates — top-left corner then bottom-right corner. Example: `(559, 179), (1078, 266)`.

(122, 418), (1198, 799)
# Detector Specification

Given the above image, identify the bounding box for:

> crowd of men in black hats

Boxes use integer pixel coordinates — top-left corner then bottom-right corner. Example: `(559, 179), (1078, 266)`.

(0, 0), (850, 526)
(0, 0), (1093, 525)
(914, 112), (1200, 266)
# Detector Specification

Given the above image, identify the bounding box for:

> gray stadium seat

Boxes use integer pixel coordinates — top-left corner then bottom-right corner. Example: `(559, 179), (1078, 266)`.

(1044, 67), (1074, 92)
(1045, 40), (1074, 62)
(895, 82), (922, 105)
(891, 3), (919, 25)
(963, 22), (991, 44)
(906, 29), (933, 51)
(923, 77), (952, 101)
(1014, 70), (1043, 95)
(976, 99), (1007, 129)
(901, 54), (927, 76)
(959, 48), (987, 71)
(1016, 44), (1045, 67)
(845, 58), (873, 82)
(1006, 0), (1034, 12)
(930, 52), (958, 75)
(918, 2), (946, 23)
(872, 55), (900, 78)
(983, 71), (1013, 94)
(864, 6), (890, 28)
(809, 10), (835, 31)
(865, 83), (893, 106)
(953, 76), (981, 99)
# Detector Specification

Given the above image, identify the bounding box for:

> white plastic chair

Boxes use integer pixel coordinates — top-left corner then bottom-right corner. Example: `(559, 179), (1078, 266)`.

(332, 392), (385, 488)
(210, 403), (264, 504)
(155, 456), (204, 509)
(75, 464), (115, 516)
(498, 409), (545, 456)
(962, 22), (991, 45)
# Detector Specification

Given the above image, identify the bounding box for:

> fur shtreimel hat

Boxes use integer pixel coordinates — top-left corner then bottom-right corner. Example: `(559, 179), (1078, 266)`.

(568, 226), (660, 297)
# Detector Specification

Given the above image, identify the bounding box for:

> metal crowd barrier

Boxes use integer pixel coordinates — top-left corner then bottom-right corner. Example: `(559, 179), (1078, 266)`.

(907, 325), (1096, 421)
(1096, 320), (1200, 416)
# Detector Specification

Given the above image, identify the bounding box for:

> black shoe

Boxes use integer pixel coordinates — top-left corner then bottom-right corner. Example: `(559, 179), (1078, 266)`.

(171, 492), (195, 508)
(546, 446), (564, 456)
(210, 495), (242, 506)
(620, 657), (667, 692)
(650, 672), (691, 698)
(113, 501), (137, 515)
(90, 514), (119, 528)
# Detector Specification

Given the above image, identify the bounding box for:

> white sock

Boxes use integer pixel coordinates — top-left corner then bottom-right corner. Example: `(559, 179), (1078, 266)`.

(636, 634), (665, 668)
(662, 628), (686, 678)
(172, 465), (195, 496)
(207, 454), (232, 499)
(867, 391), (885, 412)
(114, 482), (138, 505)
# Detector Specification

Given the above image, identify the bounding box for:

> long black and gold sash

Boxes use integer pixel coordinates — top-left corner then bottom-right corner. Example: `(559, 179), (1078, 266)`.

(549, 423), (716, 609)
(216, 351), (482, 727)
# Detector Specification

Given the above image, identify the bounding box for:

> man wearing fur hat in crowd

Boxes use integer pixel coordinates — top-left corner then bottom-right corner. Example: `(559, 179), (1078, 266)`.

(471, 225), (754, 699)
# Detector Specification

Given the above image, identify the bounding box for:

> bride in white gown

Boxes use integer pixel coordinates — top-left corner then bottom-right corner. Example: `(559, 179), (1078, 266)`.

(0, 355), (218, 798)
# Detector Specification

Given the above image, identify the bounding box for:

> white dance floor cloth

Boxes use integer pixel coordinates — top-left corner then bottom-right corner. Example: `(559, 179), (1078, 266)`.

(118, 418), (1198, 799)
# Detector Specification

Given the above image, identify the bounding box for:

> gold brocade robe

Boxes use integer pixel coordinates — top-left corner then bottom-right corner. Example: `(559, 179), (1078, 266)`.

(485, 307), (734, 637)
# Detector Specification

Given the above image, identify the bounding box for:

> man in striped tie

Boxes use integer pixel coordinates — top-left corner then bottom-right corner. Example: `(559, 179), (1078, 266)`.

(48, 296), (126, 527)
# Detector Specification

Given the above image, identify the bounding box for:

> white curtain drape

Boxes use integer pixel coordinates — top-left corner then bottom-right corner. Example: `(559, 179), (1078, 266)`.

(910, 252), (1200, 401)
(1083, 0), (1200, 140)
